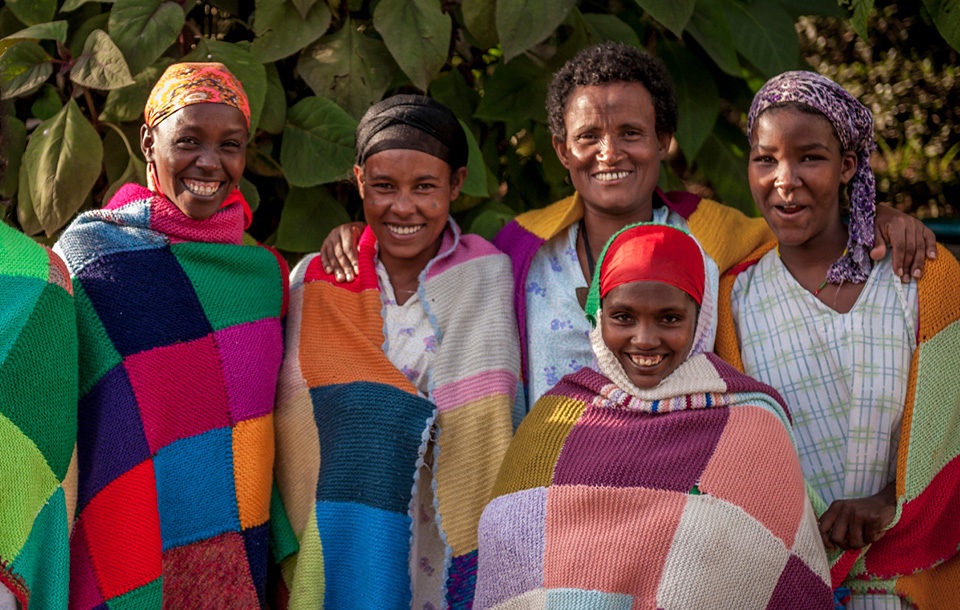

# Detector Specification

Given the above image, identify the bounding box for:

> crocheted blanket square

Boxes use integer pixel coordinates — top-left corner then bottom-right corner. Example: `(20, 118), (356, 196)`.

(1, 224), (76, 610)
(475, 365), (832, 609)
(56, 185), (285, 609)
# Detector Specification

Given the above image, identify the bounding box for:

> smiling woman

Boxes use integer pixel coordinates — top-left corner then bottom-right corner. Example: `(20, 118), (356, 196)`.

(53, 63), (287, 609)
(273, 94), (521, 608)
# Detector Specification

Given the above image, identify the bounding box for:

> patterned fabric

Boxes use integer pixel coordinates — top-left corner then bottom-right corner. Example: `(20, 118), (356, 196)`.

(54, 183), (287, 609)
(144, 62), (250, 128)
(494, 189), (773, 405)
(717, 241), (960, 609)
(475, 359), (832, 609)
(747, 71), (876, 283)
(0, 224), (77, 610)
(375, 258), (437, 396)
(274, 221), (520, 609)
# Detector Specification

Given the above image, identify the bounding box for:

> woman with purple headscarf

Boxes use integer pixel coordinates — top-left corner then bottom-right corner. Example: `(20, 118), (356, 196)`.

(716, 71), (960, 609)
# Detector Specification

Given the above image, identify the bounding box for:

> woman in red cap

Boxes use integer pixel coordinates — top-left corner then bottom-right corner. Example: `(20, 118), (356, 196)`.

(474, 223), (832, 609)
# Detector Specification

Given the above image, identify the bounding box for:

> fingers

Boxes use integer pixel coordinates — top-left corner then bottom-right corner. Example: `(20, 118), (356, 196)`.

(818, 507), (839, 551)
(320, 223), (364, 282)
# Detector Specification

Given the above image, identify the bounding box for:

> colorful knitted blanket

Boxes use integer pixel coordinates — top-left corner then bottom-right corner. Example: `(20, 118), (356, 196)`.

(54, 183), (287, 609)
(716, 242), (960, 609)
(492, 189), (773, 381)
(474, 356), (832, 609)
(1, 224), (77, 610)
(274, 222), (519, 609)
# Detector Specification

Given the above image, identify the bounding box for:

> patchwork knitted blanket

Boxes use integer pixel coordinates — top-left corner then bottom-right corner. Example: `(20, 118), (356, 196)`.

(274, 222), (519, 609)
(54, 183), (287, 609)
(492, 189), (773, 380)
(0, 224), (77, 610)
(717, 242), (960, 609)
(475, 357), (833, 609)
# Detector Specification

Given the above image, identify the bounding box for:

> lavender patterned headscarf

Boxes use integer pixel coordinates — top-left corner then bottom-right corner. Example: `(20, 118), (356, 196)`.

(747, 70), (876, 284)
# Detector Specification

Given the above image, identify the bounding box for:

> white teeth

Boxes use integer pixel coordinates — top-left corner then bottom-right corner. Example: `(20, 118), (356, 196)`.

(594, 170), (630, 181)
(183, 179), (220, 197)
(629, 354), (663, 367)
(387, 224), (424, 235)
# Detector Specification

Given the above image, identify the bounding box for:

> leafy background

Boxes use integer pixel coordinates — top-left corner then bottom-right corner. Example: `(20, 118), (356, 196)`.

(1, 0), (957, 258)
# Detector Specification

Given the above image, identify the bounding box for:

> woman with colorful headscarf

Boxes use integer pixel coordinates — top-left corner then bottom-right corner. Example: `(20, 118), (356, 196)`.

(475, 223), (832, 609)
(272, 94), (520, 608)
(715, 71), (960, 609)
(54, 63), (287, 608)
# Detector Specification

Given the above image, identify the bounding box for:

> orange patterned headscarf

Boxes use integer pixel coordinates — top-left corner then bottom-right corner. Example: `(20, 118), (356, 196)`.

(144, 62), (250, 129)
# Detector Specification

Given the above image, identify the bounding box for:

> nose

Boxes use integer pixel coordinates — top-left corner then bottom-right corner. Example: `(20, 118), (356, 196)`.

(631, 320), (658, 349)
(195, 147), (221, 171)
(390, 190), (415, 216)
(774, 161), (800, 194)
(596, 135), (623, 165)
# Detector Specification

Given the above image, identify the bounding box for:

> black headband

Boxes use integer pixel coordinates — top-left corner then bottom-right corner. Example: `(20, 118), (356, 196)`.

(355, 94), (468, 169)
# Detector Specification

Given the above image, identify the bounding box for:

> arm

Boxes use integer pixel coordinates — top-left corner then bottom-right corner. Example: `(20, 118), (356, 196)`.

(319, 222), (365, 282)
(871, 205), (937, 282)
(818, 481), (896, 551)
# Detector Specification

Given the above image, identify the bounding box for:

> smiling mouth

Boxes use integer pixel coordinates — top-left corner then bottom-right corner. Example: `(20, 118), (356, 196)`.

(593, 170), (631, 182)
(774, 203), (806, 214)
(628, 353), (664, 368)
(183, 178), (222, 197)
(386, 223), (425, 236)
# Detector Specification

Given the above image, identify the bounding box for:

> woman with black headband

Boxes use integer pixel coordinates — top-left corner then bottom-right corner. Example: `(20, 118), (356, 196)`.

(273, 95), (521, 608)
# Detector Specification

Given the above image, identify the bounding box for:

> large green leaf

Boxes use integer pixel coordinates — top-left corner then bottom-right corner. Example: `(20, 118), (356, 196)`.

(695, 121), (755, 215)
(258, 62), (287, 134)
(6, 0), (56, 26)
(429, 68), (479, 124)
(297, 18), (398, 119)
(660, 40), (718, 161)
(848, 0), (874, 41)
(30, 84), (62, 120)
(460, 119), (489, 198)
(249, 0), (331, 64)
(238, 176), (260, 213)
(686, 0), (741, 76)
(184, 39), (268, 134)
(68, 12), (109, 58)
(475, 55), (551, 125)
(0, 115), (26, 198)
(466, 200), (516, 241)
(70, 29), (135, 90)
(2, 21), (68, 43)
(923, 0), (960, 52)
(0, 41), (52, 100)
(462, 0), (497, 49)
(100, 59), (173, 123)
(582, 12), (641, 46)
(108, 0), (184, 76)
(275, 186), (351, 252)
(778, 0), (846, 18)
(723, 1), (799, 77)
(633, 0), (695, 37)
(61, 0), (115, 12)
(101, 123), (146, 203)
(374, 0), (450, 92)
(292, 0), (318, 19)
(20, 99), (104, 236)
(281, 96), (358, 187)
(496, 0), (577, 62)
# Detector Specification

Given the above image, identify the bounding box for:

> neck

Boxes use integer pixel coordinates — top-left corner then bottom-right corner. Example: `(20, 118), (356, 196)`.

(378, 241), (441, 305)
(776, 223), (848, 276)
(581, 203), (655, 262)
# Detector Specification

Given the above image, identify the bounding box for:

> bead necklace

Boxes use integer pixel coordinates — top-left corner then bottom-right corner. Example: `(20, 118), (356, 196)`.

(777, 245), (847, 297)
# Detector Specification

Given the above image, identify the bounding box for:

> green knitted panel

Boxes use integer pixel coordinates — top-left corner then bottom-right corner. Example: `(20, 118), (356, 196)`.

(171, 242), (282, 331)
(904, 319), (960, 501)
(0, 276), (44, 366)
(105, 577), (162, 609)
(74, 282), (123, 398)
(0, 284), (77, 479)
(9, 486), (69, 609)
(269, 483), (299, 564)
(0, 225), (48, 281)
(0, 413), (58, 563)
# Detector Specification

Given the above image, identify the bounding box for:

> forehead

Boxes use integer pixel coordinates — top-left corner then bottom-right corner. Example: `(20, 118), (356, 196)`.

(604, 280), (697, 310)
(753, 106), (839, 146)
(156, 103), (248, 135)
(564, 82), (656, 126)
(362, 148), (451, 178)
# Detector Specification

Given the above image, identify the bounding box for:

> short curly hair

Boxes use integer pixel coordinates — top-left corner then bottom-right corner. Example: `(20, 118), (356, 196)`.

(546, 42), (678, 141)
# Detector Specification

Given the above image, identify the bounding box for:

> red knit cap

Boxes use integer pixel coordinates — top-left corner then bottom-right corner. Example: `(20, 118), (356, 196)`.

(599, 224), (705, 305)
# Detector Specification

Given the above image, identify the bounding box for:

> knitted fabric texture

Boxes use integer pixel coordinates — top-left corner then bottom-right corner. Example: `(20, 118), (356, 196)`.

(54, 183), (287, 609)
(274, 221), (519, 609)
(474, 359), (832, 609)
(0, 223), (77, 610)
(492, 188), (773, 384)
(716, 242), (960, 609)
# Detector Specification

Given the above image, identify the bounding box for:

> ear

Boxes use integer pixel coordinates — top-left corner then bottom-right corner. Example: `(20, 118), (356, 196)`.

(449, 166), (468, 201)
(840, 150), (857, 184)
(353, 164), (365, 199)
(552, 134), (571, 170)
(140, 124), (155, 162)
(657, 133), (672, 161)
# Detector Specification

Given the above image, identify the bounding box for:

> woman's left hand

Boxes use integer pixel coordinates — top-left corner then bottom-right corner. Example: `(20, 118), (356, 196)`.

(818, 483), (897, 551)
(871, 205), (937, 282)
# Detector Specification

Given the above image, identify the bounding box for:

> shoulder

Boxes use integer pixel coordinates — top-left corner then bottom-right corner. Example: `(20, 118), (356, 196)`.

(494, 194), (581, 250)
(917, 244), (960, 342)
(687, 199), (775, 274)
